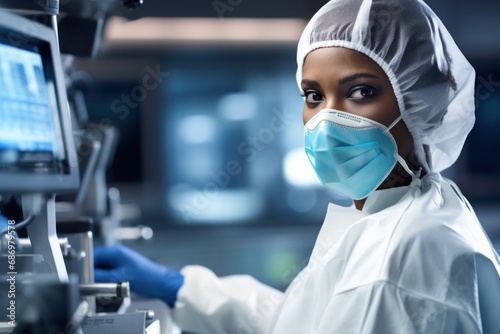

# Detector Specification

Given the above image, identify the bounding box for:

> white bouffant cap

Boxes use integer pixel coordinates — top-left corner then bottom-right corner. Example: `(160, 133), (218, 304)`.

(297, 0), (476, 173)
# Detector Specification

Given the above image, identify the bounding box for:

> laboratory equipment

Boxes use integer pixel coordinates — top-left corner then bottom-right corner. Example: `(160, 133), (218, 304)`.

(0, 7), (79, 281)
(0, 7), (81, 333)
(0, 7), (176, 333)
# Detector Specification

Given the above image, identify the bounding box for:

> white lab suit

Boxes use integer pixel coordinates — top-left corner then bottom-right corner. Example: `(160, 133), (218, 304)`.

(171, 173), (500, 333)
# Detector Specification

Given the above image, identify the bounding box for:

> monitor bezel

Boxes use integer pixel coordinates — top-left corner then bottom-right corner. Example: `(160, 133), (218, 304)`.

(0, 10), (79, 194)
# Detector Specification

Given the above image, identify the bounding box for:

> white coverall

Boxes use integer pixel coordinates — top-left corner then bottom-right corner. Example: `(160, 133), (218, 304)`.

(171, 173), (500, 333)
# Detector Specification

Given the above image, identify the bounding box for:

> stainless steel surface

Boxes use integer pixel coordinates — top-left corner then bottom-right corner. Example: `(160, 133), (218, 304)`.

(23, 194), (69, 282)
(80, 282), (130, 298)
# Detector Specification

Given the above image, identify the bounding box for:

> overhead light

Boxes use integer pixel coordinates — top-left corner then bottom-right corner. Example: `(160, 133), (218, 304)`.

(104, 17), (307, 45)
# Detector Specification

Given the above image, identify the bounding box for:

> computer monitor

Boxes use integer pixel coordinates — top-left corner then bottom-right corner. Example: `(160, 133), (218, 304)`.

(0, 10), (79, 195)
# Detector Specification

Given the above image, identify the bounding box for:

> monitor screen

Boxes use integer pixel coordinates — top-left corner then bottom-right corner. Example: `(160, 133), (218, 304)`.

(0, 11), (78, 194)
(0, 41), (65, 166)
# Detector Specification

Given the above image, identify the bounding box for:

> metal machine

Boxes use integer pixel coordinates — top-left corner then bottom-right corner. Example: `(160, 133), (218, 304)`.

(0, 3), (178, 333)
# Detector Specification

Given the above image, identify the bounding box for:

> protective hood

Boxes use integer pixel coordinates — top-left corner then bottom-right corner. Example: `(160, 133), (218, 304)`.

(296, 0), (476, 173)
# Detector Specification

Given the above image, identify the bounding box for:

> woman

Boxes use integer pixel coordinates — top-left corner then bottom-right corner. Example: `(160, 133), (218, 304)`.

(95, 0), (500, 333)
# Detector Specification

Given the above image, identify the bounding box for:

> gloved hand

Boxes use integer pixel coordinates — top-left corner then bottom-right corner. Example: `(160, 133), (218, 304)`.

(94, 244), (184, 307)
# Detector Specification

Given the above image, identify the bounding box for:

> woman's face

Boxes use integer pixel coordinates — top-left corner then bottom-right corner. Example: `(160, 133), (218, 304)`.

(301, 47), (418, 197)
(301, 46), (414, 162)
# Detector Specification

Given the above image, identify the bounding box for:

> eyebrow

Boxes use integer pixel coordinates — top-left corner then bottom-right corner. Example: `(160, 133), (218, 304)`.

(301, 79), (321, 89)
(339, 73), (380, 85)
(301, 73), (381, 89)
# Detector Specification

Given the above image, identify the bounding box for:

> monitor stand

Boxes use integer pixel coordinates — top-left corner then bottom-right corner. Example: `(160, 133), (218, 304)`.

(23, 194), (68, 283)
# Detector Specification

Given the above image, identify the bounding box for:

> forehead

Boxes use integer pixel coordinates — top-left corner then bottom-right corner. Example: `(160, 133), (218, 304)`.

(302, 47), (387, 81)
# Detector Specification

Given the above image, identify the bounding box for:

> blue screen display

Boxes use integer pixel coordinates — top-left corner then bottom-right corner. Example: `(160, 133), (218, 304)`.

(0, 41), (64, 164)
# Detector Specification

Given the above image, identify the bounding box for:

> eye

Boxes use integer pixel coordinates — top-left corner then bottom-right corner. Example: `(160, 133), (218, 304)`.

(302, 90), (324, 105)
(348, 86), (378, 100)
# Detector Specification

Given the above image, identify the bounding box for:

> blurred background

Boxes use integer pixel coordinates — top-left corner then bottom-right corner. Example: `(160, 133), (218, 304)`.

(67, 0), (500, 291)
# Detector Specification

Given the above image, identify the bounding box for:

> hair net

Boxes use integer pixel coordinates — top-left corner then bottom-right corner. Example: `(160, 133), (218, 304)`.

(297, 0), (476, 173)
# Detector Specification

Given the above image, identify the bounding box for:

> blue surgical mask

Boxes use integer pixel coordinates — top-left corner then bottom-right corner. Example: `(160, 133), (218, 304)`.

(304, 109), (410, 200)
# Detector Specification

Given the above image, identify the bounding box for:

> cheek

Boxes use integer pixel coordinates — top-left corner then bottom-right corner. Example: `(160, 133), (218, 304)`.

(302, 107), (312, 125)
(376, 96), (401, 127)
(391, 122), (414, 157)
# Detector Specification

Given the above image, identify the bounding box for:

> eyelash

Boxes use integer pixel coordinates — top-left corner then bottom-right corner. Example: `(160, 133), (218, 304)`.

(347, 86), (378, 100)
(301, 86), (378, 106)
(301, 90), (323, 104)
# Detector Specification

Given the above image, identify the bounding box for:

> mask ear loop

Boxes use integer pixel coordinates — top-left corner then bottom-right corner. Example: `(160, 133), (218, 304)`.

(387, 114), (404, 131)
(385, 114), (423, 185)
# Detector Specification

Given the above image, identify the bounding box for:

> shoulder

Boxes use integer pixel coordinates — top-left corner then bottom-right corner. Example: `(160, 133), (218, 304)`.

(380, 175), (479, 278)
(323, 279), (481, 334)
(368, 174), (479, 253)
(318, 175), (486, 331)
(335, 175), (480, 302)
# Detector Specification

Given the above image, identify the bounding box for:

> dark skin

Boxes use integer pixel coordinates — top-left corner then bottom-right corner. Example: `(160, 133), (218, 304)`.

(301, 47), (422, 210)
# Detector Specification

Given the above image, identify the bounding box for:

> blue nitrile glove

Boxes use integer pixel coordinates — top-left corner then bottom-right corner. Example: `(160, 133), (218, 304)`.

(94, 244), (184, 307)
